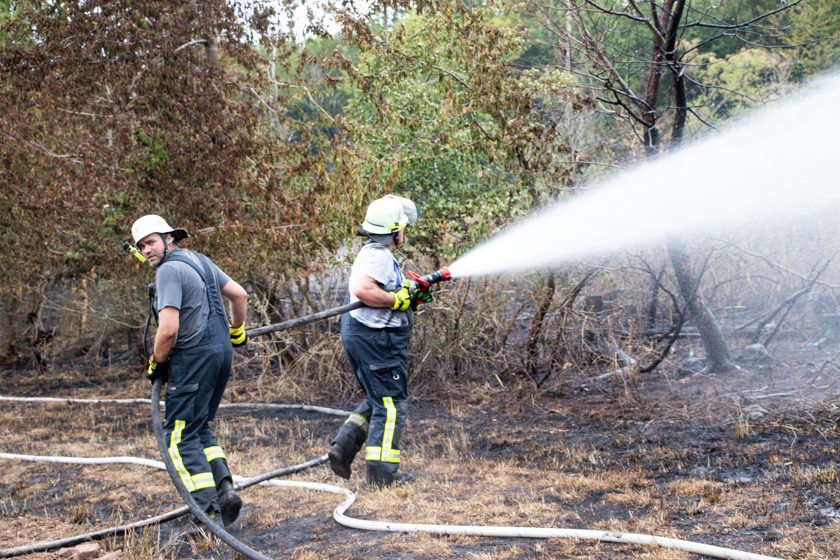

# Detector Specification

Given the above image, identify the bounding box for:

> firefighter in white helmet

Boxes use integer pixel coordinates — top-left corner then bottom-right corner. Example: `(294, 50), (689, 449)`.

(328, 195), (428, 486)
(131, 214), (248, 526)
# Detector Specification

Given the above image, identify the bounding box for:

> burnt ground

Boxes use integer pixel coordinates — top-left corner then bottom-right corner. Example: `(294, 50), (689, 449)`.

(1, 335), (839, 559)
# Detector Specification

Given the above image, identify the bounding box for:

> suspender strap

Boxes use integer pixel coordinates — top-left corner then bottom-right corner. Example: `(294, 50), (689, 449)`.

(163, 252), (226, 320)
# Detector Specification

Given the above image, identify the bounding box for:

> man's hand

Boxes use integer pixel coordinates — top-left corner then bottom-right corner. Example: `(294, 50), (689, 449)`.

(146, 355), (170, 385)
(391, 281), (412, 312)
(229, 323), (248, 347)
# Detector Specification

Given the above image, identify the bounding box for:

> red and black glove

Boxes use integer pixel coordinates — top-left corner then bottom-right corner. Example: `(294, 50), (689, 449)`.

(411, 285), (434, 309)
(406, 270), (434, 309)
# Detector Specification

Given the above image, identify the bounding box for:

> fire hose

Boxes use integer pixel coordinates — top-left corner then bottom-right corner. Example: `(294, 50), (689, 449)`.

(244, 267), (451, 338)
(0, 453), (328, 557)
(149, 376), (270, 559)
(0, 263), (785, 559)
(0, 394), (786, 560)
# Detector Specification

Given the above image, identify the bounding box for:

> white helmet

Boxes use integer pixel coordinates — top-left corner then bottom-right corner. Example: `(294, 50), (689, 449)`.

(361, 196), (408, 235)
(384, 194), (418, 226)
(131, 215), (189, 247)
(361, 195), (417, 235)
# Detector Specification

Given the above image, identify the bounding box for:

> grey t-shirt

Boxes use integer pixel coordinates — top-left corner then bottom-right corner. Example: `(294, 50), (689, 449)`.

(155, 249), (231, 349)
(348, 242), (409, 329)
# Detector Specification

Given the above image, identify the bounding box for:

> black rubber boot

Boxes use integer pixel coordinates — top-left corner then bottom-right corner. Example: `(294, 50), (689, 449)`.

(328, 423), (366, 480)
(366, 461), (415, 487)
(328, 444), (353, 480)
(217, 478), (242, 527)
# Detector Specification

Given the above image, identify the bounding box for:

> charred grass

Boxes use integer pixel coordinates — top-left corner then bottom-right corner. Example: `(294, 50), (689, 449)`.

(1, 354), (839, 559)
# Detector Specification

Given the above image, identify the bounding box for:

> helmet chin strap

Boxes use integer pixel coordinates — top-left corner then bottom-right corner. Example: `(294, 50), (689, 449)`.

(155, 233), (172, 267)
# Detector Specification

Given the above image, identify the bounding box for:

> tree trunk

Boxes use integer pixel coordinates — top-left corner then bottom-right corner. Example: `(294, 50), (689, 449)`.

(644, 264), (665, 335)
(667, 238), (734, 372)
(2, 293), (21, 363)
(641, 0), (674, 154)
(525, 274), (556, 383)
(644, 0), (731, 372)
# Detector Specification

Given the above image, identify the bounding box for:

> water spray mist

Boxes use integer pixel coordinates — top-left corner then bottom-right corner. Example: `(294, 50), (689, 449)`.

(447, 73), (840, 280)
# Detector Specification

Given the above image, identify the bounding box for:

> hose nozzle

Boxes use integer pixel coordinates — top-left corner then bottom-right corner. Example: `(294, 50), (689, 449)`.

(406, 267), (451, 294)
(419, 267), (451, 286)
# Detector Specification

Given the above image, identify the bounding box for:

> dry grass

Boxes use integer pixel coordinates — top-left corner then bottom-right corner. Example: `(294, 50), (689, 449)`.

(1, 358), (839, 559)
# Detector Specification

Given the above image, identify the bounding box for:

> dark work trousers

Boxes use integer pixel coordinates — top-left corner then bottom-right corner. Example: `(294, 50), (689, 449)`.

(338, 313), (411, 482)
(162, 253), (234, 515)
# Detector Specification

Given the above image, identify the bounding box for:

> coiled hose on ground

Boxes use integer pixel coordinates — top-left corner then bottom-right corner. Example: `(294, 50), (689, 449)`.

(0, 393), (784, 560)
(0, 298), (785, 560)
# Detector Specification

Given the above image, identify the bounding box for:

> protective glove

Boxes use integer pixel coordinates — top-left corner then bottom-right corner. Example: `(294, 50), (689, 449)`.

(229, 322), (248, 347)
(411, 284), (434, 310)
(146, 355), (170, 385)
(391, 280), (412, 312)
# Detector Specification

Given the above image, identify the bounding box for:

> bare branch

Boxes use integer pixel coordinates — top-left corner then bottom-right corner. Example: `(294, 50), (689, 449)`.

(684, 0), (802, 30)
(762, 259), (833, 348)
(247, 85), (279, 115)
(270, 79), (336, 123)
(582, 0), (649, 24)
(430, 64), (471, 89)
(568, 0), (642, 106)
(733, 258), (833, 342)
(683, 72), (764, 105)
(728, 34), (801, 51)
(1, 129), (82, 164)
(730, 245), (840, 290)
(626, 0), (666, 45)
(173, 38), (209, 53)
(55, 107), (102, 118)
(686, 107), (720, 132)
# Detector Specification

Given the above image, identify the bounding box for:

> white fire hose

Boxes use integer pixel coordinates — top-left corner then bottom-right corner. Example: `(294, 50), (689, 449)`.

(0, 394), (784, 560)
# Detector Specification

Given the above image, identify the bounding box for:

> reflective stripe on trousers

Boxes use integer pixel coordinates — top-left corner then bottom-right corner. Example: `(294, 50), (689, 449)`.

(364, 396), (402, 463)
(204, 445), (226, 462)
(169, 423), (219, 492)
(169, 419), (196, 492)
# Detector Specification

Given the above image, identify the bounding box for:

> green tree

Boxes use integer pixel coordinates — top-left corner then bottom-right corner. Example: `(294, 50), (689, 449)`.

(786, 0), (840, 78)
(334, 2), (582, 264)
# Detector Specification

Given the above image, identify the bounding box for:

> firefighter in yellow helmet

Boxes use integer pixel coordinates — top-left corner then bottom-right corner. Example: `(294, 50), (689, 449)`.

(328, 195), (423, 486)
(131, 215), (248, 526)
